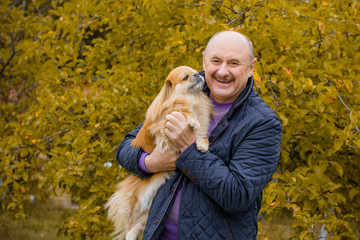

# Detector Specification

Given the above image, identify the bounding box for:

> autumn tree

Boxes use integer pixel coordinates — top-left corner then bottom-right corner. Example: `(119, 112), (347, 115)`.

(1, 0), (359, 239)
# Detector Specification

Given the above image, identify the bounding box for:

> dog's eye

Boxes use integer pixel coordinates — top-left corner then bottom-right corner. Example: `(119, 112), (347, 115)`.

(183, 74), (189, 81)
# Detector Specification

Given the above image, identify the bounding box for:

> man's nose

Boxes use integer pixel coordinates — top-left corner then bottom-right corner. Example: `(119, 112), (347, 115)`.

(217, 62), (229, 76)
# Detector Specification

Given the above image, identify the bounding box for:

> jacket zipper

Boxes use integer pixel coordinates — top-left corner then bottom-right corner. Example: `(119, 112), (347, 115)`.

(148, 174), (184, 239)
(223, 218), (236, 240)
(176, 177), (187, 239)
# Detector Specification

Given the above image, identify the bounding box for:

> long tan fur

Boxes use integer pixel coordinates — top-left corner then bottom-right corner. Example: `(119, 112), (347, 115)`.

(106, 66), (213, 240)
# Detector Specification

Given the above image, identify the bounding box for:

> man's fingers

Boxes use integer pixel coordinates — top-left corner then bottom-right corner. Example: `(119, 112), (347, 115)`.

(165, 112), (181, 134)
(165, 119), (175, 131)
(166, 111), (187, 129)
(170, 111), (185, 119)
(164, 128), (172, 138)
(167, 111), (186, 122)
(166, 113), (179, 124)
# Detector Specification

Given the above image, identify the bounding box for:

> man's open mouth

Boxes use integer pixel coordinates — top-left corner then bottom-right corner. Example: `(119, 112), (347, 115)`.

(215, 78), (231, 83)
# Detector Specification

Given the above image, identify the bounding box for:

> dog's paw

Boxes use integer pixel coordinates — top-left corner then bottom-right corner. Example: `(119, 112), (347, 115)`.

(187, 117), (200, 130)
(196, 138), (209, 152)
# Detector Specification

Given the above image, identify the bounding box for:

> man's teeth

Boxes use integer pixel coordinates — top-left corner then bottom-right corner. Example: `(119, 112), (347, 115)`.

(216, 78), (229, 83)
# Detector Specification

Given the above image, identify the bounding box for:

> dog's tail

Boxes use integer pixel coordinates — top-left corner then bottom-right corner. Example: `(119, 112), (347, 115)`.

(105, 177), (137, 239)
(105, 191), (127, 239)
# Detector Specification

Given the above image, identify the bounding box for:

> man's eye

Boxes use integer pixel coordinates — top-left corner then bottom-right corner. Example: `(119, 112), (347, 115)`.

(211, 59), (221, 64)
(229, 62), (240, 66)
(183, 74), (189, 81)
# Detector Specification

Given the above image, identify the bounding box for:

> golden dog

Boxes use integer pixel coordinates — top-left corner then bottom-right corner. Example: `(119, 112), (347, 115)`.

(106, 66), (213, 240)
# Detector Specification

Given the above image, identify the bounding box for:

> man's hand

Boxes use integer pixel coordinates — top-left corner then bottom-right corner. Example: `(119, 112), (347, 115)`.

(145, 111), (196, 173)
(165, 111), (197, 152)
(144, 147), (178, 173)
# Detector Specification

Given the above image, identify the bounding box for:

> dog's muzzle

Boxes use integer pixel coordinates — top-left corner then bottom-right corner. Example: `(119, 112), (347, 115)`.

(189, 73), (204, 91)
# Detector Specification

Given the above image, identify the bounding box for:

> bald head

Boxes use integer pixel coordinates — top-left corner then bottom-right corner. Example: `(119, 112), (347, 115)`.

(204, 31), (254, 62)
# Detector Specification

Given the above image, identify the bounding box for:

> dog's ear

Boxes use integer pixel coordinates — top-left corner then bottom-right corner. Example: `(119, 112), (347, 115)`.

(162, 78), (173, 102)
(146, 78), (173, 122)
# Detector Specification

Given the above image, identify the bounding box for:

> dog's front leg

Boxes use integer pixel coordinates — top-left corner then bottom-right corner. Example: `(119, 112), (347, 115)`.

(193, 107), (212, 153)
(183, 113), (201, 131)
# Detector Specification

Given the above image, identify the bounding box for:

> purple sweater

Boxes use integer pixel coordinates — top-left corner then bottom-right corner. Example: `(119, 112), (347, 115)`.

(139, 96), (233, 239)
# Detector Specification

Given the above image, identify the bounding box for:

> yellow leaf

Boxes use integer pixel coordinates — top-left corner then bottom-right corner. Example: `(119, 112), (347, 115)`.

(283, 67), (292, 76)
(303, 78), (314, 91)
(291, 204), (299, 212)
(322, 0), (329, 6)
(253, 72), (261, 85)
(344, 81), (353, 92)
(170, 40), (183, 45)
(269, 200), (280, 208)
(306, 78), (313, 87)
(31, 139), (41, 145)
(78, 152), (87, 160)
(278, 112), (288, 126)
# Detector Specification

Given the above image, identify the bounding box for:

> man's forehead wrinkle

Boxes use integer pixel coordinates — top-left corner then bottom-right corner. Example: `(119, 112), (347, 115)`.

(209, 53), (244, 63)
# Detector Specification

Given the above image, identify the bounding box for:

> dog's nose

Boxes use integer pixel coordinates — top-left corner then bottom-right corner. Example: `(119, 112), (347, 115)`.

(192, 73), (199, 77)
(192, 73), (204, 83)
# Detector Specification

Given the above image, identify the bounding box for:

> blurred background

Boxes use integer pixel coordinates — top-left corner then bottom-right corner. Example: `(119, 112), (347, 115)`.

(1, 0), (359, 239)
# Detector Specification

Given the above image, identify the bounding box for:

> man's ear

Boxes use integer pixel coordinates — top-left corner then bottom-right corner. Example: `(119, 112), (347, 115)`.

(248, 58), (257, 77)
(202, 51), (206, 71)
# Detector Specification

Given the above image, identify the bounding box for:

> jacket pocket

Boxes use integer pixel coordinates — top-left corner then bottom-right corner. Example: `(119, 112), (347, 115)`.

(223, 218), (236, 240)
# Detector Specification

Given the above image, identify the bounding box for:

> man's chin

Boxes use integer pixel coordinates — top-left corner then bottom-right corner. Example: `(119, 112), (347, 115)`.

(210, 89), (232, 102)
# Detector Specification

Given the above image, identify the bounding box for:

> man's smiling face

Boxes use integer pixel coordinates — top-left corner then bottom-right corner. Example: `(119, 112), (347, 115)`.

(203, 31), (256, 104)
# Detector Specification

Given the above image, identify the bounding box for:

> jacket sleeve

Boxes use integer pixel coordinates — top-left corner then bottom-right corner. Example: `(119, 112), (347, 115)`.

(115, 123), (153, 179)
(176, 116), (282, 214)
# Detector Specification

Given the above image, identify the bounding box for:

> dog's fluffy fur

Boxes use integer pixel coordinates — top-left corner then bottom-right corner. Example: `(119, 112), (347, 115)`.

(105, 66), (213, 240)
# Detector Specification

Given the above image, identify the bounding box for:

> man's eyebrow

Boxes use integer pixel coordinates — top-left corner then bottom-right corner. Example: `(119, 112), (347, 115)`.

(228, 58), (241, 62)
(209, 56), (245, 64)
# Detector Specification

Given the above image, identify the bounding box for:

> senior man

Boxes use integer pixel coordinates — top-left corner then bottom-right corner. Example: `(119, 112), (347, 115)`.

(116, 31), (282, 239)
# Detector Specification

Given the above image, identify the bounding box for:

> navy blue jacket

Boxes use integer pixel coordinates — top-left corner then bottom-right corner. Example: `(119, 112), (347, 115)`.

(116, 75), (282, 239)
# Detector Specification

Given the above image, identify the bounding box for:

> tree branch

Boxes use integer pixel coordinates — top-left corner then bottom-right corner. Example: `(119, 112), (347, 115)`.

(0, 34), (19, 77)
(162, 0), (205, 7)
(337, 94), (359, 133)
(40, 128), (71, 143)
(7, 129), (71, 155)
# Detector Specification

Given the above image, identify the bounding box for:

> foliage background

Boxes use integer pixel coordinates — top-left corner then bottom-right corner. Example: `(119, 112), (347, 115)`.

(1, 0), (359, 239)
